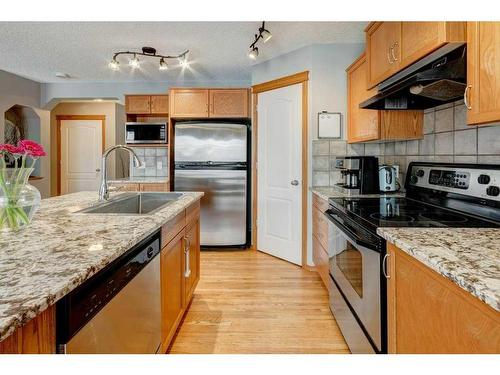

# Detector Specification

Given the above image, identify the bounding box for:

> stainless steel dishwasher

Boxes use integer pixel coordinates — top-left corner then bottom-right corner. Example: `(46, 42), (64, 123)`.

(56, 232), (161, 354)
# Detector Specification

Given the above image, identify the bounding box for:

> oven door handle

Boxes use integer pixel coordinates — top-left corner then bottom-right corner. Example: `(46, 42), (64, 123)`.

(324, 209), (377, 250)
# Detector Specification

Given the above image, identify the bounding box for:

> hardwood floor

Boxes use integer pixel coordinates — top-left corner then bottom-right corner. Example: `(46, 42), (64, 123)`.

(168, 249), (350, 354)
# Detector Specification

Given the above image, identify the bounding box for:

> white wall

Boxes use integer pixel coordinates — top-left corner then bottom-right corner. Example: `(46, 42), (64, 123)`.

(42, 80), (251, 109)
(252, 43), (364, 266)
(0, 70), (51, 198)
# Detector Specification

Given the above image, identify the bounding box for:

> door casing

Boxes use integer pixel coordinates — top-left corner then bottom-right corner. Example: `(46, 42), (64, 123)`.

(251, 71), (309, 267)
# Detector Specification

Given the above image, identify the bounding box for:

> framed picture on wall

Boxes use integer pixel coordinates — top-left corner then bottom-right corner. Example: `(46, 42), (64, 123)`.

(317, 111), (342, 139)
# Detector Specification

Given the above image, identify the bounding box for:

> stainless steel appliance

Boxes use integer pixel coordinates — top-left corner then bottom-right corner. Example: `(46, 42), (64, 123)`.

(361, 44), (466, 110)
(324, 162), (500, 353)
(334, 156), (379, 196)
(126, 122), (167, 144)
(174, 121), (250, 247)
(378, 164), (399, 192)
(57, 232), (161, 354)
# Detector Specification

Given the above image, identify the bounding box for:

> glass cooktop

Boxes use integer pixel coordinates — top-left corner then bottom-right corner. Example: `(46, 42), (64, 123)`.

(329, 197), (500, 229)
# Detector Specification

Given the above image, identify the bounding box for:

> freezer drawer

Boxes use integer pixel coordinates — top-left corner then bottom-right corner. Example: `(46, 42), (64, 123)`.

(175, 169), (247, 246)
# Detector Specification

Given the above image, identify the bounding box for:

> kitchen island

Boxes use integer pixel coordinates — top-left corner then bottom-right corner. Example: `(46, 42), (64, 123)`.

(0, 191), (203, 352)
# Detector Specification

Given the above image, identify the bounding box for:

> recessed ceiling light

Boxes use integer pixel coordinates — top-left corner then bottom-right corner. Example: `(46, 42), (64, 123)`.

(55, 72), (70, 79)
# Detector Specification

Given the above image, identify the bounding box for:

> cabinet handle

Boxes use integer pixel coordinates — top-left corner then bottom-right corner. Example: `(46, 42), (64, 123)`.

(391, 42), (399, 62)
(382, 253), (391, 279)
(184, 236), (191, 278)
(464, 85), (472, 110)
(387, 48), (393, 64)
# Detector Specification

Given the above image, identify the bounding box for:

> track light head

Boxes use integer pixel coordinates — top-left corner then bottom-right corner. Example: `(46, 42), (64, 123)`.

(261, 28), (272, 43)
(129, 54), (140, 68)
(159, 58), (168, 71)
(108, 56), (120, 71)
(179, 55), (189, 67)
(248, 46), (259, 60)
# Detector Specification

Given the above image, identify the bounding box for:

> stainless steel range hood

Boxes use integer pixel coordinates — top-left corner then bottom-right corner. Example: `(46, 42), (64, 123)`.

(360, 44), (466, 110)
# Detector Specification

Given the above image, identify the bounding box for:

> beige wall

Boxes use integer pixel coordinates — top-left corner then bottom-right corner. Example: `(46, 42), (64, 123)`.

(1, 70), (51, 198)
(49, 101), (125, 196)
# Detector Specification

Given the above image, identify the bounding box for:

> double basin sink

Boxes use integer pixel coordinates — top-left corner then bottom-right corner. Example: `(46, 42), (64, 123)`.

(77, 192), (184, 215)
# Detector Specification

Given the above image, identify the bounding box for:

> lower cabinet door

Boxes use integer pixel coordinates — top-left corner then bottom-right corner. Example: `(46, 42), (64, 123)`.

(140, 182), (169, 192)
(184, 218), (200, 304)
(160, 230), (185, 352)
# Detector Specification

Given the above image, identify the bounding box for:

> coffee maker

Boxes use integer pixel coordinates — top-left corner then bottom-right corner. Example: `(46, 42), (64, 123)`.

(333, 156), (379, 195)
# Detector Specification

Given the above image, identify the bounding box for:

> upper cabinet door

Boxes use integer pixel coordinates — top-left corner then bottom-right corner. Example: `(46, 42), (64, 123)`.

(366, 22), (401, 88)
(400, 22), (466, 67)
(347, 53), (380, 143)
(126, 95), (151, 114)
(150, 95), (169, 114)
(170, 89), (209, 118)
(209, 89), (249, 118)
(467, 22), (500, 125)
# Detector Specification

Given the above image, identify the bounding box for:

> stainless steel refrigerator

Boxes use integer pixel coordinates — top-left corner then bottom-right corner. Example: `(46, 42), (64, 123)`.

(174, 122), (250, 247)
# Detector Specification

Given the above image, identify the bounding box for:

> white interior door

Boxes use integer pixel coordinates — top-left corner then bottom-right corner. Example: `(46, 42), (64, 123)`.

(60, 119), (103, 195)
(257, 84), (302, 265)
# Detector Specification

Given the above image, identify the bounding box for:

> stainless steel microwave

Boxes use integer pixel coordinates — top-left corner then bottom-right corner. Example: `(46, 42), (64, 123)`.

(125, 122), (167, 144)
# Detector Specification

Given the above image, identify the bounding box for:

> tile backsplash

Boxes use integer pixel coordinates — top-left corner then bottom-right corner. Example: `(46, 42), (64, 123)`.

(130, 147), (169, 178)
(312, 100), (500, 188)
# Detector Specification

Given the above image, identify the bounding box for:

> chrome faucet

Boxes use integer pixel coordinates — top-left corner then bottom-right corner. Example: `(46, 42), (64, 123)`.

(98, 145), (142, 201)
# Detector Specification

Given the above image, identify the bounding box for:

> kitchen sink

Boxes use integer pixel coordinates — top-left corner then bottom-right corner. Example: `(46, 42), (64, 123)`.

(76, 192), (184, 215)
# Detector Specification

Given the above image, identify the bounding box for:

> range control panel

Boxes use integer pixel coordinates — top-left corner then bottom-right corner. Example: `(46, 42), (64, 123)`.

(408, 163), (500, 201)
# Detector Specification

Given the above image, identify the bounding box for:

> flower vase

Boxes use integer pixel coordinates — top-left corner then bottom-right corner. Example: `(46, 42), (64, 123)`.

(0, 168), (41, 232)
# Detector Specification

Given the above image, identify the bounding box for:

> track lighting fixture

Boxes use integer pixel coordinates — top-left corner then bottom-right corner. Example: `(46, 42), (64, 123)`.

(248, 46), (259, 60)
(248, 21), (272, 60)
(108, 46), (189, 71)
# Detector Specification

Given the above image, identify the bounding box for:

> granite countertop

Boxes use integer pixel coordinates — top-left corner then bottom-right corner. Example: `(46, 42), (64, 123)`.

(310, 186), (404, 201)
(378, 228), (500, 312)
(0, 190), (203, 342)
(109, 177), (169, 184)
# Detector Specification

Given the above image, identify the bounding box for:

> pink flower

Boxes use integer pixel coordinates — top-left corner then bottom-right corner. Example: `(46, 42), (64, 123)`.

(17, 140), (46, 157)
(0, 143), (23, 154)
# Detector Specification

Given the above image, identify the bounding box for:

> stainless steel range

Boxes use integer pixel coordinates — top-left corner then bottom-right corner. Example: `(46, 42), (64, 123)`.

(324, 162), (500, 353)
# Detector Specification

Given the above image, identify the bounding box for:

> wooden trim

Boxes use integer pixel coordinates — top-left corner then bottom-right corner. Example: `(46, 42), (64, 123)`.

(252, 71), (309, 267)
(252, 71), (309, 94)
(56, 115), (106, 196)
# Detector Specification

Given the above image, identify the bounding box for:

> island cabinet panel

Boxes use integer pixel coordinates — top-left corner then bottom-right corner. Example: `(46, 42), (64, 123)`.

(159, 200), (201, 353)
(347, 53), (424, 143)
(110, 183), (140, 192)
(209, 89), (249, 118)
(140, 182), (170, 192)
(467, 22), (500, 125)
(160, 230), (186, 353)
(0, 305), (56, 354)
(386, 243), (500, 354)
(169, 89), (209, 118)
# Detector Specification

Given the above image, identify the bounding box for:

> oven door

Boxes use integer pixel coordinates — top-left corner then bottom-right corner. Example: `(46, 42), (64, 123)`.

(325, 210), (382, 353)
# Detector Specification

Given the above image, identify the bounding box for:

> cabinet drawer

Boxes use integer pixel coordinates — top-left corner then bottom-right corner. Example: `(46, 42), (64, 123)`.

(313, 235), (331, 291)
(312, 194), (329, 212)
(313, 206), (329, 250)
(161, 211), (186, 248)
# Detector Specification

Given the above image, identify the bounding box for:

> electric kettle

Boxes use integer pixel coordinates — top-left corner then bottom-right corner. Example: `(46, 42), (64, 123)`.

(379, 165), (399, 192)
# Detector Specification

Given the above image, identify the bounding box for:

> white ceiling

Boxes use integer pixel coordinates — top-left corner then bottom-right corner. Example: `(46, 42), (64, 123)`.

(0, 22), (366, 83)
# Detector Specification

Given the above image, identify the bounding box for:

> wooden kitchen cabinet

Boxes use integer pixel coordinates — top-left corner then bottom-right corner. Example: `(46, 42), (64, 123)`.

(0, 306), (55, 354)
(159, 200), (201, 353)
(347, 53), (423, 143)
(160, 230), (185, 353)
(140, 182), (170, 192)
(312, 194), (332, 291)
(125, 95), (169, 115)
(366, 22), (466, 88)
(209, 89), (249, 118)
(169, 89), (209, 118)
(386, 243), (500, 353)
(466, 22), (500, 125)
(110, 183), (140, 192)
(169, 88), (250, 118)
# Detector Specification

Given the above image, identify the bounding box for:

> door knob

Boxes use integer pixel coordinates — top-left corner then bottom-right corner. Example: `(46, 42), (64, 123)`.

(291, 180), (299, 186)
(95, 168), (101, 172)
